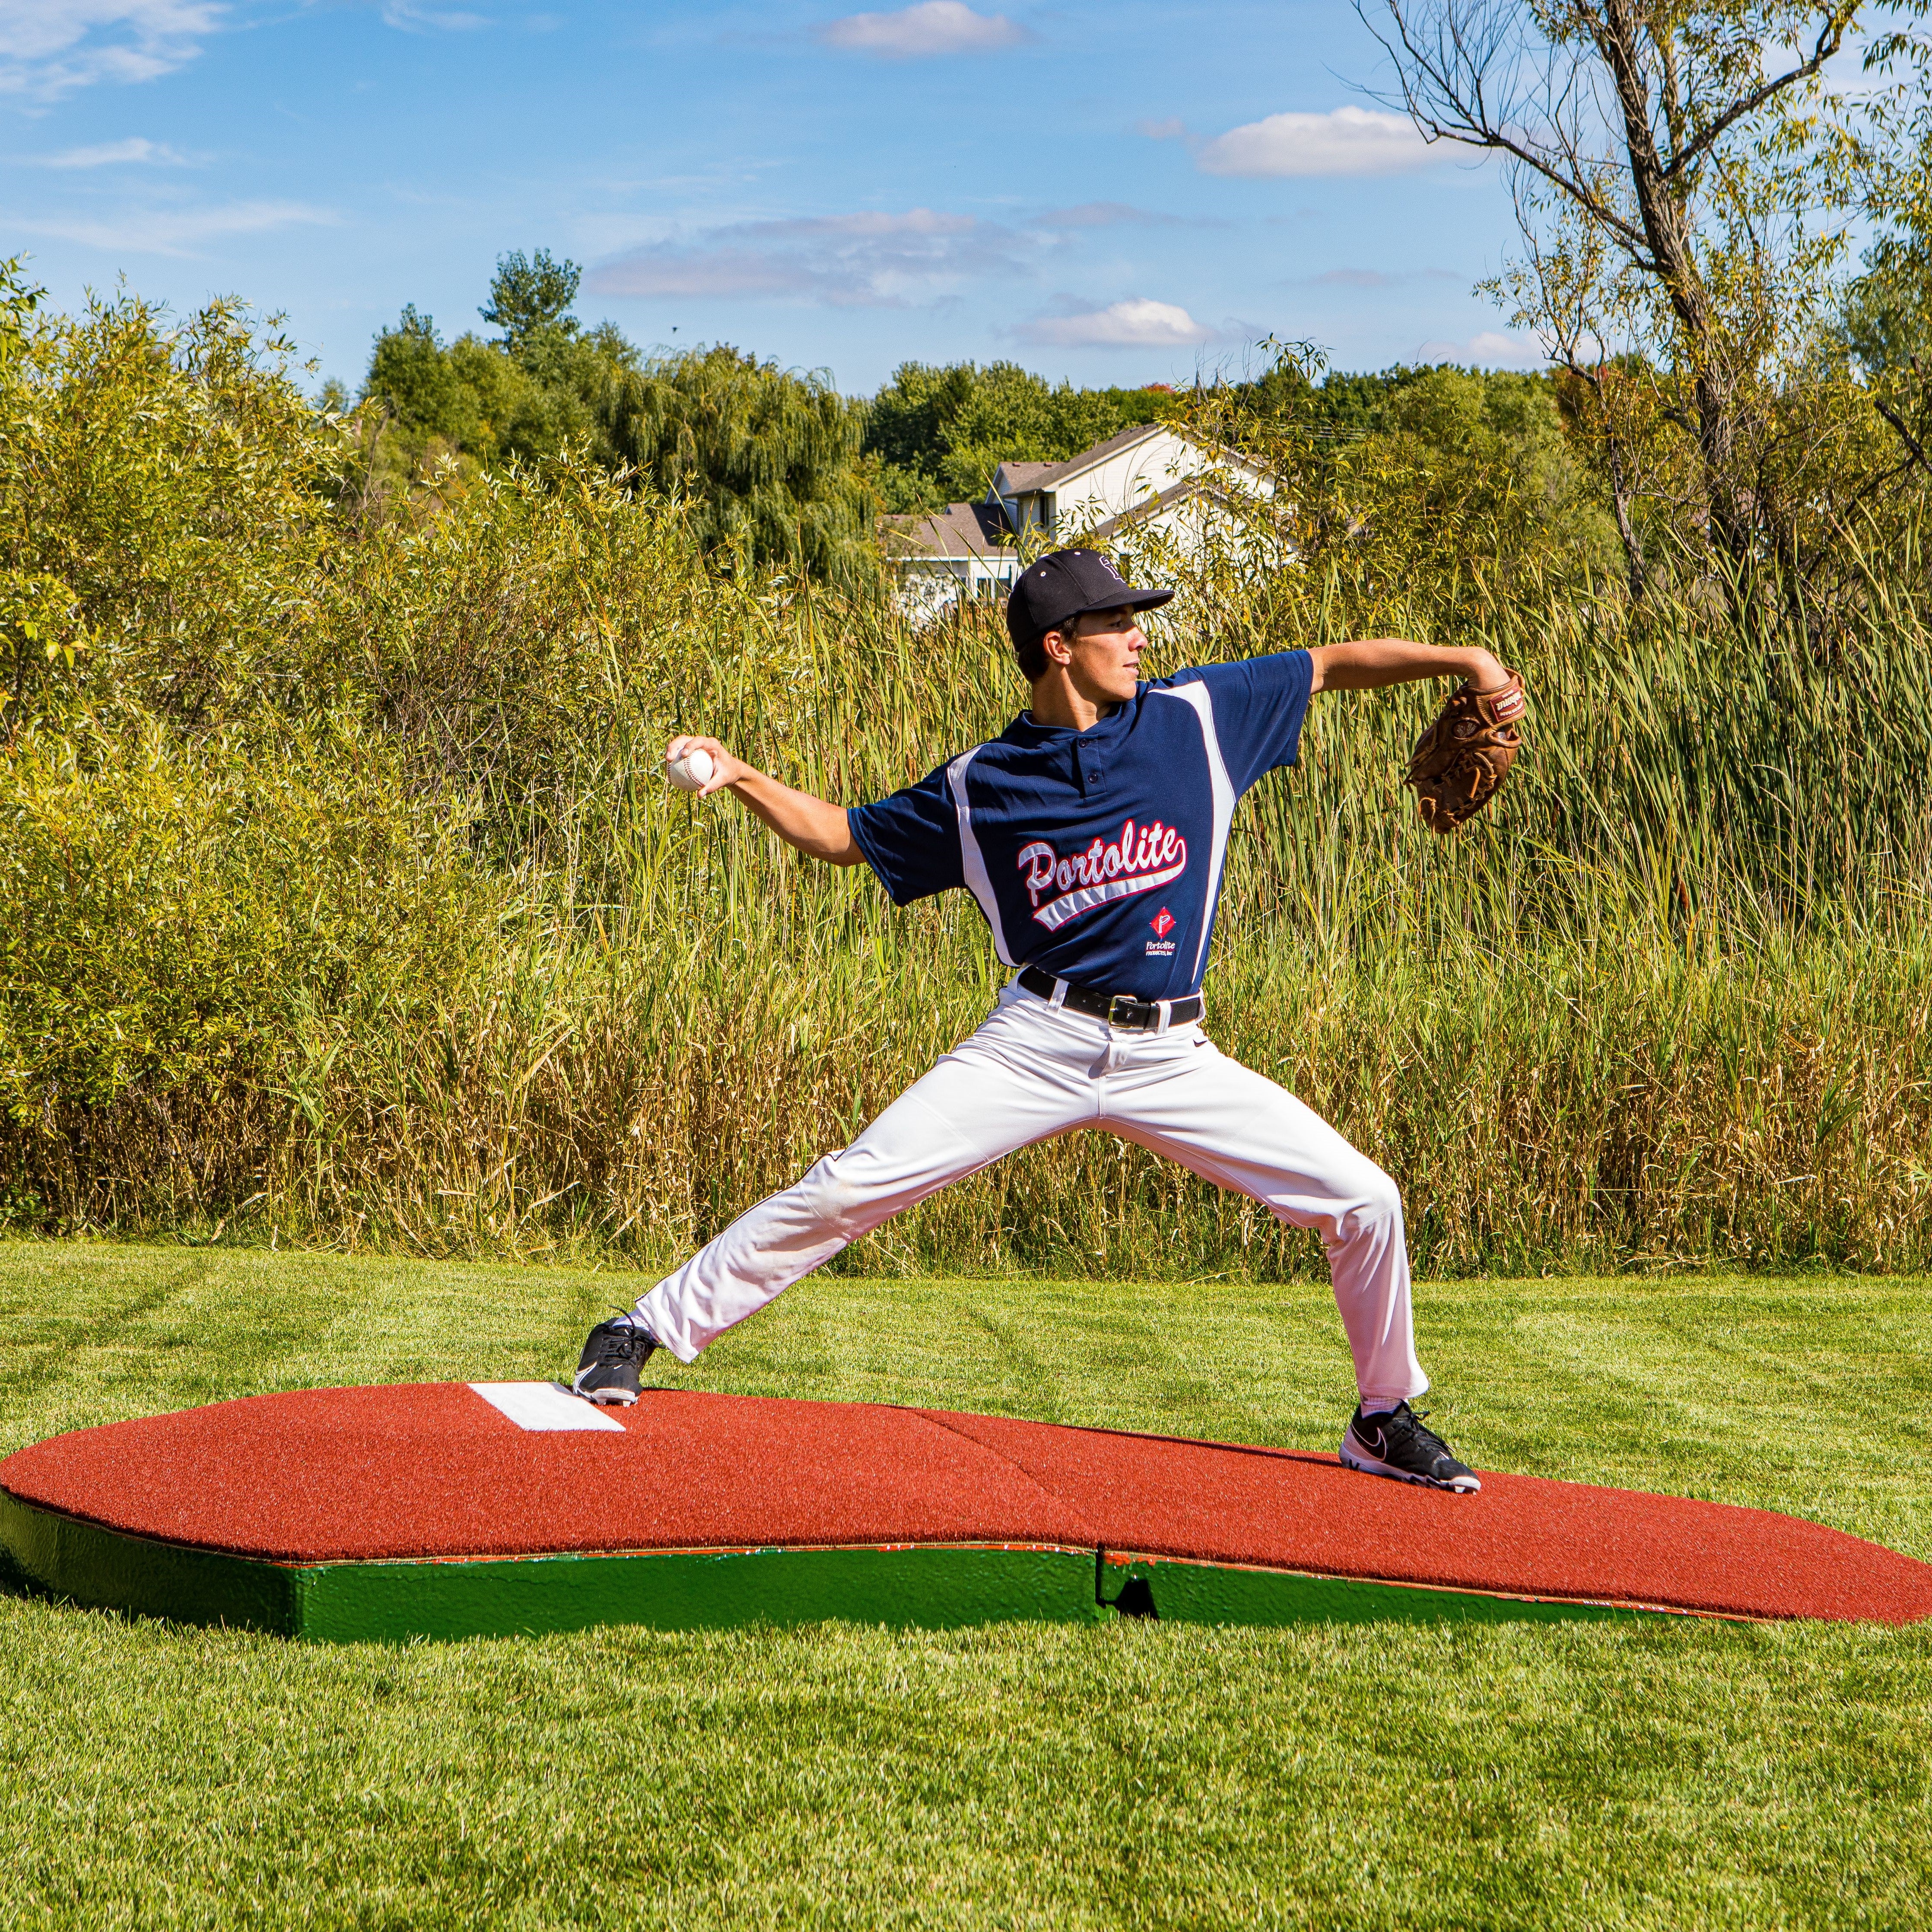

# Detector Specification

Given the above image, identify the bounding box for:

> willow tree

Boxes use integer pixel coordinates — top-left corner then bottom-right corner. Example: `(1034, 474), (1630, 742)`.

(600, 347), (877, 591)
(1361, 0), (1913, 609)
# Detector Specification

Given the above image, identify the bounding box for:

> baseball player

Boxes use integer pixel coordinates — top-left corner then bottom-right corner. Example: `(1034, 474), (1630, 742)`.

(575, 548), (1524, 1492)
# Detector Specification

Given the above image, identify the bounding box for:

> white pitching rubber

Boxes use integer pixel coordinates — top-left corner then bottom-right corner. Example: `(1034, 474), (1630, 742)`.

(666, 748), (715, 792)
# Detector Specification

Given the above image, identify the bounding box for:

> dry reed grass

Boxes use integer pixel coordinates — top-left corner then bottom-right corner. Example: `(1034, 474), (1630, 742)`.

(11, 495), (1931, 1276)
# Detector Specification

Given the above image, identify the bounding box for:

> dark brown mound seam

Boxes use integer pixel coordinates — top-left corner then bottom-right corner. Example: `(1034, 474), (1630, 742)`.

(4, 1385), (1929, 1625)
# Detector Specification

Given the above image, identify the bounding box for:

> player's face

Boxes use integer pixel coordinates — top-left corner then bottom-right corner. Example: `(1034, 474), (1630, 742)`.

(1065, 605), (1146, 702)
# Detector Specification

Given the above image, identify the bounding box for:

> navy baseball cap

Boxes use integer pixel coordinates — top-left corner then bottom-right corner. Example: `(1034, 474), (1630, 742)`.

(1004, 548), (1173, 649)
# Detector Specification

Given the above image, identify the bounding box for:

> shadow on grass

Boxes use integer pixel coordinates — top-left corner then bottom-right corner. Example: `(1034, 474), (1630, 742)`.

(0, 1544), (50, 1605)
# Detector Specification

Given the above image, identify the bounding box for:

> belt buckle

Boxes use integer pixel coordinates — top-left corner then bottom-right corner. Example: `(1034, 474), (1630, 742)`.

(1107, 993), (1148, 1030)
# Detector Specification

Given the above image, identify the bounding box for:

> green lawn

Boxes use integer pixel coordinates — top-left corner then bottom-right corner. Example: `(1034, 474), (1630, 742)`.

(2, 1243), (1929, 1929)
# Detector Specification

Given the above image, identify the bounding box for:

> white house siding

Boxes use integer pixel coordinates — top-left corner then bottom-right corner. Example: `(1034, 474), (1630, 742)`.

(894, 553), (1020, 625)
(1052, 429), (1211, 535)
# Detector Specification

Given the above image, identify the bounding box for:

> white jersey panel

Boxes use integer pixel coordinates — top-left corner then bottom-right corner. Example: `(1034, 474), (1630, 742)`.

(947, 746), (1018, 967)
(1150, 680), (1235, 981)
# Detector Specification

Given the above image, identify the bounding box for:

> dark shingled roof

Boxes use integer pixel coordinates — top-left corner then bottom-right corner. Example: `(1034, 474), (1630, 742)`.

(880, 498), (1014, 561)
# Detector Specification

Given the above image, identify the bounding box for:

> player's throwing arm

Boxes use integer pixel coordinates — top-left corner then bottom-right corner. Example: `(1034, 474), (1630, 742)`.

(658, 732), (868, 862)
(577, 553), (1526, 1494)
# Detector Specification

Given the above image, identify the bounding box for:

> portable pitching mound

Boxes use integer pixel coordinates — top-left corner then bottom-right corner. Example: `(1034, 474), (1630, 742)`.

(4, 1383), (1929, 1641)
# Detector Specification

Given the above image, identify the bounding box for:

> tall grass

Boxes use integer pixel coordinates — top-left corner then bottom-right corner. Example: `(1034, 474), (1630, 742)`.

(4, 288), (1931, 1274)
(9, 479), (1932, 1276)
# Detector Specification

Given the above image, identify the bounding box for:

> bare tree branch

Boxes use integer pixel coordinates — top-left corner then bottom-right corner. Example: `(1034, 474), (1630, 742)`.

(1875, 397), (1932, 475)
(1665, 6), (1859, 179)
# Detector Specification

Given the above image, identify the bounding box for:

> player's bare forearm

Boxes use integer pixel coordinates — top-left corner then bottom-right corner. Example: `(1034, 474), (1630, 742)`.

(732, 770), (865, 865)
(664, 735), (863, 866)
(1307, 639), (1513, 695)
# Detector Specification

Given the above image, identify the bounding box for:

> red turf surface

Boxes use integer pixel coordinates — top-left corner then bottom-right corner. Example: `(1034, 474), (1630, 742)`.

(5, 1385), (1929, 1623)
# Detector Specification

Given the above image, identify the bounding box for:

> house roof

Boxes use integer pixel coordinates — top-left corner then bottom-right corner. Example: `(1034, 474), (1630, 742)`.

(879, 498), (1013, 562)
(992, 460), (1060, 493)
(991, 421), (1169, 499)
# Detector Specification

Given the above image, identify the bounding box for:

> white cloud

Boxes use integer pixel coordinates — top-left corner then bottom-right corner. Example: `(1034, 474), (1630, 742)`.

(1135, 115), (1185, 141)
(1196, 107), (1434, 179)
(814, 1), (1026, 57)
(1017, 298), (1216, 349)
(16, 197), (338, 256)
(0, 0), (223, 98)
(1415, 330), (1547, 366)
(381, 0), (487, 30)
(588, 207), (1039, 308)
(34, 134), (185, 165)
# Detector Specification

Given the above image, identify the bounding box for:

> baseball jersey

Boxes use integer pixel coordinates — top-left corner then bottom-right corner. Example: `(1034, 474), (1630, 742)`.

(847, 650), (1313, 1001)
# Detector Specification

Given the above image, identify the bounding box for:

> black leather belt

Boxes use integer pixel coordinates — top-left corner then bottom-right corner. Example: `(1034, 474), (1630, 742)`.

(1018, 965), (1204, 1031)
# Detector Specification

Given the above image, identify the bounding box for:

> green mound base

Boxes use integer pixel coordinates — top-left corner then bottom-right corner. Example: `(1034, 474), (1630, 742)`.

(1099, 1552), (1696, 1628)
(1, 1495), (1693, 1641)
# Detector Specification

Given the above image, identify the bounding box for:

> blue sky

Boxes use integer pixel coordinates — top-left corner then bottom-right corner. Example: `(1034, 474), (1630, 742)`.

(2, 0), (1541, 397)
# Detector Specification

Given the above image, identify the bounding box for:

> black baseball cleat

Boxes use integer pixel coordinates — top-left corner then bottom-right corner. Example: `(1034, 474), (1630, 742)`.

(1339, 1401), (1481, 1493)
(572, 1317), (658, 1406)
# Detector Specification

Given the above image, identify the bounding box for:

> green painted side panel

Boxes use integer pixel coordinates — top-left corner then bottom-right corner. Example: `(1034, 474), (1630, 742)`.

(3, 1490), (1686, 1642)
(1, 1493), (297, 1633)
(1102, 1553), (1662, 1626)
(295, 1544), (1106, 1642)
(0, 1496), (1103, 1641)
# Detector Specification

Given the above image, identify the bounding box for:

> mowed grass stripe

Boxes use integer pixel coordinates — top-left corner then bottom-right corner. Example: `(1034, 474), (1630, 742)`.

(1, 1242), (1929, 1929)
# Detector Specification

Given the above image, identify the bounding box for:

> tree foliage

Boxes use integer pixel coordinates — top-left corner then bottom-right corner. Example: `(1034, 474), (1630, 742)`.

(479, 248), (582, 351)
(864, 360), (1186, 509)
(1839, 103), (1932, 500)
(1182, 350), (1620, 624)
(601, 345), (877, 588)
(350, 254), (880, 588)
(1, 277), (338, 729)
(351, 259), (639, 500)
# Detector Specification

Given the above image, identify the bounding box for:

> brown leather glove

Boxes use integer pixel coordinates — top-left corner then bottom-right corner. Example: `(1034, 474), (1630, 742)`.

(1405, 671), (1526, 833)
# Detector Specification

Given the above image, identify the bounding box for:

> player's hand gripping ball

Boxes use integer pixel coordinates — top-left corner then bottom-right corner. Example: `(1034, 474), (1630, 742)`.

(665, 747), (715, 793)
(1405, 671), (1526, 833)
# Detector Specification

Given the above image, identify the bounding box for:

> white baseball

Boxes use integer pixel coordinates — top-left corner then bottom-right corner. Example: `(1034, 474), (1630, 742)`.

(665, 747), (715, 793)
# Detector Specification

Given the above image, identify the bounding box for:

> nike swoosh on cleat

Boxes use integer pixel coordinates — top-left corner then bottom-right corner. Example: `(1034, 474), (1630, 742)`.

(1340, 1436), (1480, 1493)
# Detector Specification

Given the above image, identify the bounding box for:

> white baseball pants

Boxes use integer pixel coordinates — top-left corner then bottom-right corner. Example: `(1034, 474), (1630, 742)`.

(634, 980), (1428, 1409)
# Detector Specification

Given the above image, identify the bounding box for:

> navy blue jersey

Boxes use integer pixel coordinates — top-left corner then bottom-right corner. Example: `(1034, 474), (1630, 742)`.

(847, 650), (1313, 1000)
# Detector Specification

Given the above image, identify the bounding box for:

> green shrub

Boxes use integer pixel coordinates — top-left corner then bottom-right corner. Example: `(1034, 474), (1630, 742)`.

(0, 287), (336, 729)
(0, 711), (498, 1226)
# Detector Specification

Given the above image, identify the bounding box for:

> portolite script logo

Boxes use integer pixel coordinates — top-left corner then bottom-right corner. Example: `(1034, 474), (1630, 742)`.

(1017, 818), (1188, 931)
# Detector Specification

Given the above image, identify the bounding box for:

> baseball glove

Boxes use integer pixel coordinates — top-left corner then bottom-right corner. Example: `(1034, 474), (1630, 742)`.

(1405, 672), (1526, 834)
